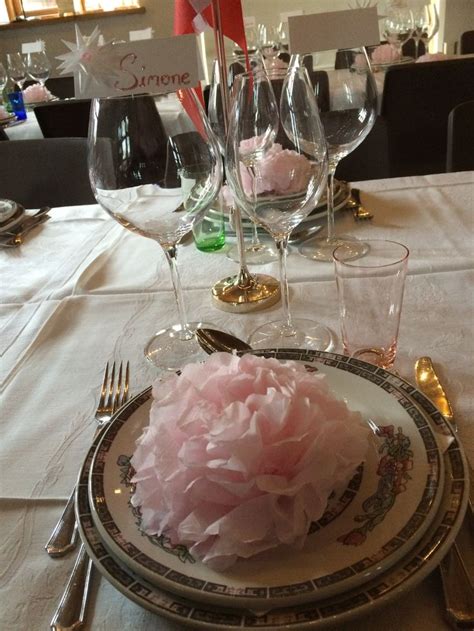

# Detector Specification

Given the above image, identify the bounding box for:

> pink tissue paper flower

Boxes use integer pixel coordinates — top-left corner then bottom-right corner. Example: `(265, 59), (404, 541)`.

(416, 53), (448, 63)
(0, 105), (9, 120)
(371, 44), (401, 64)
(131, 353), (369, 570)
(22, 83), (53, 103)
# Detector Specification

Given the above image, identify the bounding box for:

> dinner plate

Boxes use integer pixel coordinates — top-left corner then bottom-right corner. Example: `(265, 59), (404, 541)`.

(77, 352), (469, 629)
(88, 350), (446, 610)
(0, 201), (25, 233)
(217, 180), (351, 232)
(0, 113), (17, 126)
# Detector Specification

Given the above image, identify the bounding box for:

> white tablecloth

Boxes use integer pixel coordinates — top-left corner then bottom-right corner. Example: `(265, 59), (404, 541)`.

(1, 171), (473, 630)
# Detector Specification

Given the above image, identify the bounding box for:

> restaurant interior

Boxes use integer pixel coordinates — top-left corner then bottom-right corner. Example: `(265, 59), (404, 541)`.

(0, 1), (473, 630)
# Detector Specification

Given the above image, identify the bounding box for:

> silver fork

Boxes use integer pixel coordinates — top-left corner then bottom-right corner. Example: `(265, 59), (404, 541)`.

(45, 361), (130, 557)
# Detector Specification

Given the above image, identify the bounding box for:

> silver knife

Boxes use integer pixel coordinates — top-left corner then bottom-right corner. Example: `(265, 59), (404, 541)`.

(415, 357), (473, 629)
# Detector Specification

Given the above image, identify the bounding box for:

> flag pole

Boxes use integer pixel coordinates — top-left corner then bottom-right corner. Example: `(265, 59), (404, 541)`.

(210, 0), (280, 313)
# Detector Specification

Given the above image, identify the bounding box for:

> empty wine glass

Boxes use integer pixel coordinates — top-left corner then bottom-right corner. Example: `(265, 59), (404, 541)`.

(411, 4), (439, 58)
(208, 54), (278, 265)
(7, 52), (27, 91)
(299, 48), (377, 262)
(0, 62), (7, 105)
(26, 51), (51, 87)
(88, 91), (223, 370)
(226, 66), (332, 350)
(382, 6), (414, 56)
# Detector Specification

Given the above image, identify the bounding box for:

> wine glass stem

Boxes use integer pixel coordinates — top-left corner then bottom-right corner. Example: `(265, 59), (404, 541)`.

(276, 236), (294, 333)
(326, 169), (337, 242)
(251, 222), (260, 248)
(233, 204), (254, 288)
(163, 245), (192, 341)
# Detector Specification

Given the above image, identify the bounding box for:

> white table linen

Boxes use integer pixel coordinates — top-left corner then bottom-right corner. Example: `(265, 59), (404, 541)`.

(0, 171), (473, 630)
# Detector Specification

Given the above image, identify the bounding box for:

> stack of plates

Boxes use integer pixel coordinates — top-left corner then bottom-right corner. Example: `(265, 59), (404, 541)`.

(76, 350), (469, 629)
(216, 180), (351, 235)
(0, 200), (25, 233)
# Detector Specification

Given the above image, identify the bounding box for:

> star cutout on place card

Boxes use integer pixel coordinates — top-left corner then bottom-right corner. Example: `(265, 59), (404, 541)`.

(56, 25), (121, 93)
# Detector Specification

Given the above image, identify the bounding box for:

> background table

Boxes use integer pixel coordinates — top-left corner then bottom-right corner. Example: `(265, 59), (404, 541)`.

(1, 171), (472, 630)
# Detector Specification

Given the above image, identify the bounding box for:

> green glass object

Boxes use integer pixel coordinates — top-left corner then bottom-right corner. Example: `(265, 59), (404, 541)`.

(193, 207), (226, 252)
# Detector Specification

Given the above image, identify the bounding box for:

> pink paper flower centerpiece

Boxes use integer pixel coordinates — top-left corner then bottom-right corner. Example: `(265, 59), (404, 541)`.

(0, 105), (9, 120)
(131, 353), (369, 569)
(416, 53), (448, 63)
(371, 44), (401, 65)
(22, 83), (53, 104)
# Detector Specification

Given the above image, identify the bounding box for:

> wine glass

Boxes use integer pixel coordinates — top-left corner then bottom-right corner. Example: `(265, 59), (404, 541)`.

(208, 54), (278, 265)
(411, 4), (439, 58)
(226, 66), (332, 350)
(0, 62), (7, 105)
(26, 51), (51, 87)
(299, 48), (378, 262)
(88, 91), (223, 370)
(382, 6), (414, 56)
(7, 53), (27, 91)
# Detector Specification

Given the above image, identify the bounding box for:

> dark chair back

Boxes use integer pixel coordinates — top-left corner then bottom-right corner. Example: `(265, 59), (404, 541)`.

(34, 99), (91, 138)
(402, 38), (426, 58)
(336, 117), (390, 181)
(0, 127), (9, 141)
(0, 138), (96, 207)
(381, 57), (474, 176)
(446, 100), (474, 172)
(460, 30), (474, 54)
(24, 76), (75, 100)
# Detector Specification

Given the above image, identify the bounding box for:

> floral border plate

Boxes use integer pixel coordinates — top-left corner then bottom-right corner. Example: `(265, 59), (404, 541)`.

(88, 350), (446, 610)
(77, 353), (468, 629)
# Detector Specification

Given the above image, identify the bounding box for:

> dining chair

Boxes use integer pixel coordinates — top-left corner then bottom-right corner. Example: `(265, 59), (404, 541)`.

(446, 100), (474, 173)
(460, 30), (474, 54)
(0, 138), (96, 207)
(381, 56), (474, 177)
(0, 127), (8, 141)
(24, 76), (75, 100)
(34, 98), (91, 138)
(402, 38), (426, 58)
(335, 117), (390, 181)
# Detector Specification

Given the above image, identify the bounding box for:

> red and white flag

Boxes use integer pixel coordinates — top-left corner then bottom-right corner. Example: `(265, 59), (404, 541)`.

(174, 0), (248, 56)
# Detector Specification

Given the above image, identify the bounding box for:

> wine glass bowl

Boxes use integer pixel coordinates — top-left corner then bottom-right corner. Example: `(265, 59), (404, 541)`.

(88, 91), (222, 369)
(299, 48), (377, 262)
(26, 51), (51, 87)
(382, 7), (414, 55)
(7, 52), (27, 91)
(411, 4), (439, 58)
(226, 66), (332, 350)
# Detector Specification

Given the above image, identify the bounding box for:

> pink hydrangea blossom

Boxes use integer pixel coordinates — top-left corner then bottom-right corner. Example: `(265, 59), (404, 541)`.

(371, 44), (401, 64)
(131, 353), (369, 569)
(22, 83), (53, 103)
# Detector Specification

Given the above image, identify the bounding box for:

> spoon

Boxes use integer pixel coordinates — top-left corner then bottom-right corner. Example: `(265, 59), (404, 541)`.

(195, 328), (252, 355)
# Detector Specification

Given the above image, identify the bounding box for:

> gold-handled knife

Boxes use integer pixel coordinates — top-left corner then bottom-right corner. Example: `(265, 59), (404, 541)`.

(415, 356), (455, 431)
(414, 357), (473, 629)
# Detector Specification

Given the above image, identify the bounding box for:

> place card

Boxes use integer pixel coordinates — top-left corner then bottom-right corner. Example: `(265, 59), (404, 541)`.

(22, 40), (44, 54)
(280, 9), (304, 22)
(129, 27), (154, 41)
(75, 34), (203, 99)
(288, 7), (380, 54)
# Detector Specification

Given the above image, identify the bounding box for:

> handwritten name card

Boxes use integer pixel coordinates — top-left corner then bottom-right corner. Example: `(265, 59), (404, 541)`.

(76, 34), (202, 99)
(288, 7), (380, 54)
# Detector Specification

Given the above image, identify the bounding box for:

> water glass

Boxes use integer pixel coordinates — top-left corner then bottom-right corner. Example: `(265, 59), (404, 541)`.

(8, 91), (27, 120)
(334, 239), (409, 369)
(192, 204), (225, 252)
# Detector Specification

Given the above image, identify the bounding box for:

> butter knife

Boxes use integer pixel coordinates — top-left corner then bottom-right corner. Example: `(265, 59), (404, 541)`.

(414, 357), (473, 629)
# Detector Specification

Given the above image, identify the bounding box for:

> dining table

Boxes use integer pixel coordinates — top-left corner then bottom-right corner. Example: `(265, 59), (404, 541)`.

(1, 170), (473, 630)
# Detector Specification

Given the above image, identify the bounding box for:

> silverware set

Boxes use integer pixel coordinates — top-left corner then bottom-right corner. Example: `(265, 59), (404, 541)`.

(0, 206), (51, 247)
(48, 361), (130, 631)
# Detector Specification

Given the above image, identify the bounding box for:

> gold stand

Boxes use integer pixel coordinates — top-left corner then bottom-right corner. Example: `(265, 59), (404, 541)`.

(210, 0), (280, 313)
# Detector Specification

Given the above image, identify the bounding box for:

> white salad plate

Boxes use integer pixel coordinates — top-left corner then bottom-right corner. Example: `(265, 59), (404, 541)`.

(87, 350), (453, 611)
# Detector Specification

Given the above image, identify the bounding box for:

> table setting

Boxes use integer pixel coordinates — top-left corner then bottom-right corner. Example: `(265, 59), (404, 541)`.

(1, 4), (473, 631)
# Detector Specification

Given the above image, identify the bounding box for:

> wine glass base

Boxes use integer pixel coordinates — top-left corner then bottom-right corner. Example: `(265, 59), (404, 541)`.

(226, 241), (279, 265)
(249, 318), (335, 351)
(212, 273), (281, 313)
(298, 235), (369, 262)
(145, 321), (217, 371)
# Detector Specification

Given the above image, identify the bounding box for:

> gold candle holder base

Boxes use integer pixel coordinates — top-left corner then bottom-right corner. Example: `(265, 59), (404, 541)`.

(212, 273), (280, 313)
